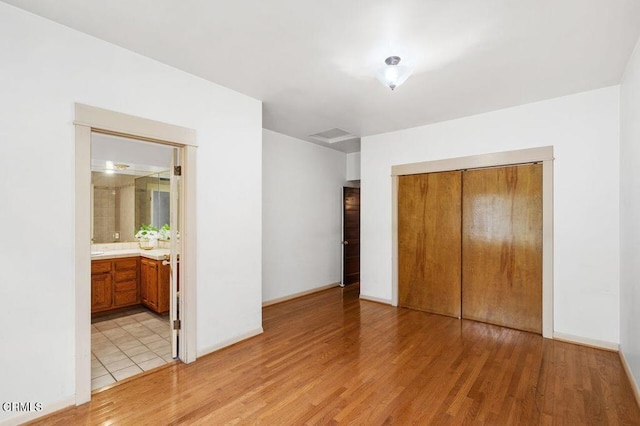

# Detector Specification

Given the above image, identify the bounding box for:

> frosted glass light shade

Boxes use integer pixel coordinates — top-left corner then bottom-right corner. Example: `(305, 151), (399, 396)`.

(376, 56), (412, 90)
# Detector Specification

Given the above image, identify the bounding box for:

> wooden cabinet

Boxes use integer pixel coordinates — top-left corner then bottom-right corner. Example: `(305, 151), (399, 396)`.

(140, 257), (155, 310)
(91, 257), (140, 314)
(140, 257), (169, 314)
(91, 270), (112, 312)
(113, 258), (140, 308)
(91, 255), (168, 315)
(91, 259), (113, 313)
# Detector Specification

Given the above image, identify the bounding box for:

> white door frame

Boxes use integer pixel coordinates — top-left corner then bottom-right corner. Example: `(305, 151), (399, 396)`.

(390, 146), (554, 339)
(74, 103), (198, 405)
(340, 187), (345, 287)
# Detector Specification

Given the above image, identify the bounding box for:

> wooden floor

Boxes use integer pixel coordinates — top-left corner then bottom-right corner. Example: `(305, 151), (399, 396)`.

(32, 285), (640, 425)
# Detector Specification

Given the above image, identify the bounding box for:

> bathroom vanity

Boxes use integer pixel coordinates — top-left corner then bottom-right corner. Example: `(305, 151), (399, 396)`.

(91, 248), (170, 315)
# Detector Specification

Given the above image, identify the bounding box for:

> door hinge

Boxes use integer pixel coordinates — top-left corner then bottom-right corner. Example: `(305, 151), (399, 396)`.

(173, 320), (181, 330)
(173, 166), (182, 176)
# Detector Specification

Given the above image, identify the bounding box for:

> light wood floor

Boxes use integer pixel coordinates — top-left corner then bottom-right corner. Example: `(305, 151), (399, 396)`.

(32, 284), (640, 425)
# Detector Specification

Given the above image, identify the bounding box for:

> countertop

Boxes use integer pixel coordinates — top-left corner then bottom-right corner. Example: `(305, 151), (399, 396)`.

(91, 248), (170, 261)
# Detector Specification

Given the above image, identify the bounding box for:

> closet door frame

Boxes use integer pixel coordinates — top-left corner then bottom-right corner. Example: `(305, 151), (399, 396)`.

(390, 146), (554, 339)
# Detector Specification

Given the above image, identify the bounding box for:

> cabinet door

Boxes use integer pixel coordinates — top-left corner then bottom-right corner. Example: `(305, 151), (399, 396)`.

(91, 272), (112, 312)
(398, 171), (462, 318)
(146, 261), (159, 309)
(157, 261), (170, 314)
(140, 259), (149, 303)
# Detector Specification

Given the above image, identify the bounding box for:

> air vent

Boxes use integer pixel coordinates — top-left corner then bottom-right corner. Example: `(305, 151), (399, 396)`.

(309, 128), (357, 144)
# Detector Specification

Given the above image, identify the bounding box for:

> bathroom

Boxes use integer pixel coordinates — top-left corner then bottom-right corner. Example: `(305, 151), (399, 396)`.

(89, 132), (178, 390)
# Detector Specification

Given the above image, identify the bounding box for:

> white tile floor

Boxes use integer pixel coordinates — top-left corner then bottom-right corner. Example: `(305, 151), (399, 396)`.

(91, 310), (173, 390)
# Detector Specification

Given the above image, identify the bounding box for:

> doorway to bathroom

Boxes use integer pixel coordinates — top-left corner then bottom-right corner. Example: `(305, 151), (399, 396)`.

(74, 103), (197, 404)
(89, 132), (179, 390)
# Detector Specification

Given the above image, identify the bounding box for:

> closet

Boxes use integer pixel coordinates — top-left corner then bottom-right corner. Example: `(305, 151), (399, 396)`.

(398, 163), (542, 334)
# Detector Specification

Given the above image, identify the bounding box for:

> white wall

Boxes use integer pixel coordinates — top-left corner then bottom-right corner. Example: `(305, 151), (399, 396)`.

(361, 86), (621, 345)
(262, 129), (346, 302)
(620, 37), (640, 390)
(0, 4), (262, 423)
(346, 152), (361, 181)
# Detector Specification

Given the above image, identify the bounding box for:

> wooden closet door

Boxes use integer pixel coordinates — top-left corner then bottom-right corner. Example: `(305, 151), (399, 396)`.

(462, 163), (542, 333)
(398, 171), (462, 317)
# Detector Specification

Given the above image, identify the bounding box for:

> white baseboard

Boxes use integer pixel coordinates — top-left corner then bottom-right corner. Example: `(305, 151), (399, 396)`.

(262, 282), (340, 307)
(0, 396), (75, 426)
(553, 332), (619, 352)
(620, 349), (640, 409)
(197, 327), (264, 358)
(359, 293), (392, 305)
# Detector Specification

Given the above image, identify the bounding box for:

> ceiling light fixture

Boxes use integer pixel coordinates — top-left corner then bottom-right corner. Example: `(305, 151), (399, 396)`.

(376, 56), (412, 91)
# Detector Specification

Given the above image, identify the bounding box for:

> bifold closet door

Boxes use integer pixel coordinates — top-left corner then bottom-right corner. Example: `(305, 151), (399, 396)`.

(398, 171), (462, 317)
(462, 163), (542, 333)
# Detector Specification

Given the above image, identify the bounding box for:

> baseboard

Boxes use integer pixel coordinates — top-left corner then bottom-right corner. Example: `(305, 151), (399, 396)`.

(359, 293), (392, 305)
(262, 282), (340, 307)
(620, 349), (640, 409)
(197, 327), (264, 358)
(553, 332), (619, 352)
(0, 396), (75, 426)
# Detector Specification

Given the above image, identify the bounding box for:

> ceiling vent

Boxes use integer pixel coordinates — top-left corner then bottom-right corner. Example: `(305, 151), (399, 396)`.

(309, 128), (357, 144)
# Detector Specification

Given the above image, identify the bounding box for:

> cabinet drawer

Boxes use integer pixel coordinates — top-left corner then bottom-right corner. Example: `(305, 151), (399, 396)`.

(114, 290), (138, 307)
(114, 269), (137, 282)
(114, 280), (137, 293)
(114, 258), (138, 271)
(91, 260), (111, 274)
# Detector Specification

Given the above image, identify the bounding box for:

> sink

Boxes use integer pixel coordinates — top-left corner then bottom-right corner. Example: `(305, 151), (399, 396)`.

(91, 251), (104, 256)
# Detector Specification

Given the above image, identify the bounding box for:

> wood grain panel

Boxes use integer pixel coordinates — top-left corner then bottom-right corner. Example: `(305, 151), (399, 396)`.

(91, 259), (111, 274)
(113, 280), (137, 293)
(114, 269), (137, 282)
(398, 171), (462, 317)
(462, 163), (542, 333)
(113, 290), (138, 307)
(31, 285), (640, 425)
(157, 261), (170, 314)
(91, 272), (112, 312)
(113, 258), (138, 271)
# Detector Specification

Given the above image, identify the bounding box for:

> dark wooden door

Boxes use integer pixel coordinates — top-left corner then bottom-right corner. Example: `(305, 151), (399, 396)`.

(343, 187), (360, 285)
(462, 164), (543, 333)
(398, 171), (462, 317)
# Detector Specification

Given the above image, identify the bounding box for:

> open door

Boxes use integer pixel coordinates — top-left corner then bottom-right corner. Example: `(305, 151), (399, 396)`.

(341, 187), (360, 286)
(169, 148), (181, 359)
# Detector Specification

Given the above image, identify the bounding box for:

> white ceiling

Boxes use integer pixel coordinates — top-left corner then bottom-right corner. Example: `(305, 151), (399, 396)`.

(6, 0), (640, 152)
(91, 132), (173, 174)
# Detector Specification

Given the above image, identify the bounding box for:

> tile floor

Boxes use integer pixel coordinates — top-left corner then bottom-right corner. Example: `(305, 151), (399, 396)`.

(91, 309), (174, 390)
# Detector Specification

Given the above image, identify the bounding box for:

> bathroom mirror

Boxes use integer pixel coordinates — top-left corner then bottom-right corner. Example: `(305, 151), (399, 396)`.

(134, 171), (171, 233)
(91, 132), (174, 244)
(91, 171), (170, 243)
